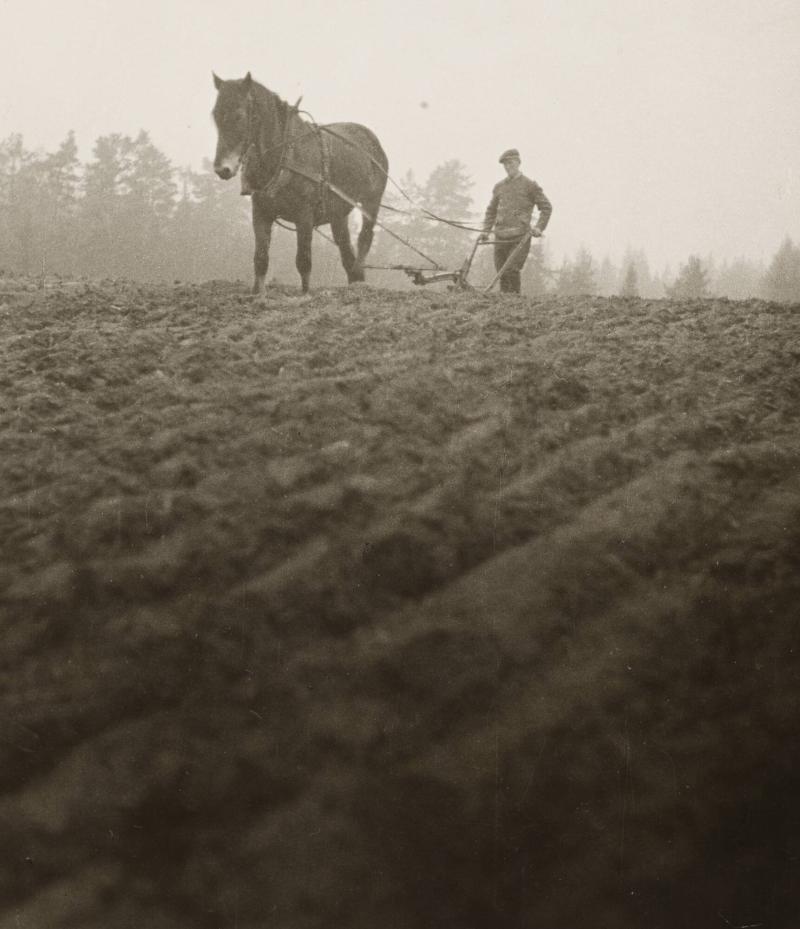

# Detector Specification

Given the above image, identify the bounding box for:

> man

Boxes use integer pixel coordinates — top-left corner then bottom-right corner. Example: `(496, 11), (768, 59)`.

(481, 149), (552, 294)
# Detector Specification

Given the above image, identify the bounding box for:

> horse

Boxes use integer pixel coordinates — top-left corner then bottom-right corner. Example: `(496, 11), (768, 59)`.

(211, 72), (389, 295)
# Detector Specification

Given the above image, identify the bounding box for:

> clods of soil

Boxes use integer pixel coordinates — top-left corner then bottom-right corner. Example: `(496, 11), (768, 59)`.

(1, 276), (799, 928)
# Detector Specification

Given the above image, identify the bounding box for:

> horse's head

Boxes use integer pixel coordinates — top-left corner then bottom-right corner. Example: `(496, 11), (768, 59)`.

(211, 72), (253, 180)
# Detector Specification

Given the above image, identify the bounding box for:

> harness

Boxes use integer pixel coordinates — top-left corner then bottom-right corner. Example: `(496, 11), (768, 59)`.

(236, 91), (441, 268)
(241, 94), (330, 213)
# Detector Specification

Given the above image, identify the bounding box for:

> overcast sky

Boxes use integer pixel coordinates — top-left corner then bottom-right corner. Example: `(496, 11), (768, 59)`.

(2, 0), (798, 268)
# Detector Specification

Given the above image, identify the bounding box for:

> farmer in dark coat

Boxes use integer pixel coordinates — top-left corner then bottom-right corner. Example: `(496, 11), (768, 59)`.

(481, 148), (552, 293)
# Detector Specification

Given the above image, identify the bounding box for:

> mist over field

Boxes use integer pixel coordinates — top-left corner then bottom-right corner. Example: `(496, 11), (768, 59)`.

(2, 132), (800, 302)
(2, 0), (799, 269)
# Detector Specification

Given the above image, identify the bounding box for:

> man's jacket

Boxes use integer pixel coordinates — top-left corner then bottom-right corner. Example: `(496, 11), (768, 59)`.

(483, 174), (552, 239)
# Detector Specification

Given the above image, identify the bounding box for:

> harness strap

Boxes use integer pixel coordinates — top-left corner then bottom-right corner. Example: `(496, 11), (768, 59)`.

(240, 93), (257, 195)
(280, 163), (440, 268)
(318, 127), (331, 214)
(297, 110), (331, 215)
(241, 95), (299, 197)
(240, 95), (439, 268)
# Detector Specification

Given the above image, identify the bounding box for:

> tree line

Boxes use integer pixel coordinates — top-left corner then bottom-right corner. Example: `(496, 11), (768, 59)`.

(2, 131), (799, 302)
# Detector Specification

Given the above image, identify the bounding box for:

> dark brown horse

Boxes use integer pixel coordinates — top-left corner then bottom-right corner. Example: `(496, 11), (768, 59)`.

(211, 72), (389, 294)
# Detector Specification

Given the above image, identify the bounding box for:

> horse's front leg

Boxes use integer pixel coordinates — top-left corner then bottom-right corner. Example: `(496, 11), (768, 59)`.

(294, 208), (314, 294)
(252, 194), (274, 296)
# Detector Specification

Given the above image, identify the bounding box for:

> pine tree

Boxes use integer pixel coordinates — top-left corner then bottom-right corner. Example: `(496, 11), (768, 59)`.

(596, 256), (618, 296)
(521, 241), (552, 296)
(620, 262), (639, 298)
(713, 257), (765, 300)
(168, 160), (252, 282)
(370, 168), (423, 276)
(127, 132), (177, 221)
(422, 160), (473, 223)
(80, 134), (135, 276)
(621, 248), (659, 297)
(762, 237), (800, 303)
(43, 132), (81, 210)
(417, 160), (475, 269)
(667, 255), (710, 299)
(370, 162), (475, 278)
(80, 132), (179, 279)
(124, 131), (178, 277)
(0, 134), (38, 274)
(556, 247), (596, 296)
(40, 132), (81, 274)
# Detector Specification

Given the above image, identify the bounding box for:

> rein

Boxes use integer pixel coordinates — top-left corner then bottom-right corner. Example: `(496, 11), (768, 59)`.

(236, 91), (441, 269)
(241, 93), (327, 201)
(239, 99), (481, 233)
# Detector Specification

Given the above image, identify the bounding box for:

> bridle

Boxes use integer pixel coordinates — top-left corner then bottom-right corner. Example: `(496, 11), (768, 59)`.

(240, 92), (308, 199)
(232, 90), (335, 212)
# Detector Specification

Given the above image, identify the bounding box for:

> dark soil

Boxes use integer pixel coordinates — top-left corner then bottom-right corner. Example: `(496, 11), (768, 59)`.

(1, 276), (799, 928)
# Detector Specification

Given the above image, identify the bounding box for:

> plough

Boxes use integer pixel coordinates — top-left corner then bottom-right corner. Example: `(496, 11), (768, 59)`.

(386, 234), (482, 290)
(383, 228), (535, 293)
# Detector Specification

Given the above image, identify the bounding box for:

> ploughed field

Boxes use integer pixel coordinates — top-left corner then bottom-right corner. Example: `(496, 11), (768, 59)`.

(1, 276), (799, 929)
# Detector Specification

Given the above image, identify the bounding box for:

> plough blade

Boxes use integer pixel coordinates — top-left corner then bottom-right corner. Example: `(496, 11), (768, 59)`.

(401, 234), (483, 290)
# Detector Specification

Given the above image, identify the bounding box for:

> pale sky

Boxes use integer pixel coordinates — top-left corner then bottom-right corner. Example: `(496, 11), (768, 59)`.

(2, 0), (798, 268)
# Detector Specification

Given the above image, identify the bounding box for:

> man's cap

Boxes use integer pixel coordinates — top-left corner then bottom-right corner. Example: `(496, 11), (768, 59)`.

(499, 148), (520, 163)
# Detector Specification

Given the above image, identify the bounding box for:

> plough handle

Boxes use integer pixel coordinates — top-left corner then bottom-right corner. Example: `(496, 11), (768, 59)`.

(484, 230), (534, 293)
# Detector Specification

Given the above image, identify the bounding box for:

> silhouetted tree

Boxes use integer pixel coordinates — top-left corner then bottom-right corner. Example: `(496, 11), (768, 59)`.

(127, 132), (176, 216)
(168, 160), (252, 281)
(621, 248), (663, 297)
(667, 255), (710, 299)
(117, 131), (178, 278)
(79, 133), (134, 275)
(0, 135), (39, 273)
(556, 247), (596, 295)
(762, 237), (800, 303)
(422, 160), (475, 267)
(520, 241), (553, 296)
(370, 161), (475, 283)
(369, 168), (423, 280)
(422, 161), (473, 223)
(11, 129), (787, 304)
(712, 257), (765, 300)
(620, 262), (639, 297)
(596, 256), (618, 296)
(39, 132), (81, 273)
(78, 132), (183, 279)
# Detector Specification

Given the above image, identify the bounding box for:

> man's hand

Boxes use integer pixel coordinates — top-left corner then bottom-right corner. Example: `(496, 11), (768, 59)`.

(531, 227), (543, 238)
(478, 232), (490, 243)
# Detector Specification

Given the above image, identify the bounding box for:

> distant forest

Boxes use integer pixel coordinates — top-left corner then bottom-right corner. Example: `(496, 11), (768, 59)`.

(2, 131), (800, 301)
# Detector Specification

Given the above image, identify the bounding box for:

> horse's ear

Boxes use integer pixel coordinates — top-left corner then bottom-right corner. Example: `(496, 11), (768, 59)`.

(243, 72), (253, 91)
(212, 71), (223, 90)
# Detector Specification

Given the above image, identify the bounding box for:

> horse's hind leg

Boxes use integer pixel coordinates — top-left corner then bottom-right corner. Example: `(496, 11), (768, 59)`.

(330, 211), (361, 284)
(351, 195), (382, 281)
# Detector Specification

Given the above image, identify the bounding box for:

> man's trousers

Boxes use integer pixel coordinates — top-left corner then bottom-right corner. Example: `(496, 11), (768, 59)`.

(493, 233), (532, 294)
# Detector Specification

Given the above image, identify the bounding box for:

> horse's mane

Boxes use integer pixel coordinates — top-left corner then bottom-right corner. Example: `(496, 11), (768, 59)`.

(250, 80), (292, 123)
